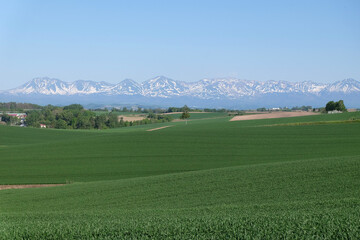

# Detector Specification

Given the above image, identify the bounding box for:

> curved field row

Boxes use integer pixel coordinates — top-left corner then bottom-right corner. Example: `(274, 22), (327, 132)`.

(0, 184), (64, 190)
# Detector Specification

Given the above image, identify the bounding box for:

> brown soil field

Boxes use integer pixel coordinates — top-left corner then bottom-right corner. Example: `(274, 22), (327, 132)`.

(0, 184), (64, 191)
(230, 111), (319, 121)
(146, 126), (172, 131)
(118, 115), (146, 122)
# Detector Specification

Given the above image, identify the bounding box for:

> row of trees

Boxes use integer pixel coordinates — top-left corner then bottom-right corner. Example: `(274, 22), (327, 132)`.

(120, 114), (173, 128)
(99, 105), (233, 115)
(0, 102), (42, 111)
(94, 107), (170, 114)
(94, 105), (256, 114)
(291, 106), (313, 111)
(167, 106), (229, 113)
(26, 104), (102, 129)
(26, 104), (173, 130)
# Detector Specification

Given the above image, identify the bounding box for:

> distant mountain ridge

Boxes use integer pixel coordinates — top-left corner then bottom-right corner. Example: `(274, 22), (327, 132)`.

(6, 76), (360, 97)
(1, 76), (360, 108)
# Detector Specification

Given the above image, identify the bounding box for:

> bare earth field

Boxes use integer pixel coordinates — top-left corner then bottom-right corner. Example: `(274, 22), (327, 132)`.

(230, 111), (319, 121)
(118, 115), (146, 121)
(0, 184), (64, 190)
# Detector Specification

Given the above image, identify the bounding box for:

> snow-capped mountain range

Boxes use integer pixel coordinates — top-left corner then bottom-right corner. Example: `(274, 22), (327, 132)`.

(1, 76), (360, 108)
(6, 76), (360, 98)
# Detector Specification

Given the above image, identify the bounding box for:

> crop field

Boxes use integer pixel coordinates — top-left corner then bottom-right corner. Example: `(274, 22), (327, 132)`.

(0, 112), (360, 239)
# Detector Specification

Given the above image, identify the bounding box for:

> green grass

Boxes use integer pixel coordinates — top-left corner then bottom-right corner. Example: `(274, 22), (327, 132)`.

(0, 111), (359, 238)
(262, 119), (360, 127)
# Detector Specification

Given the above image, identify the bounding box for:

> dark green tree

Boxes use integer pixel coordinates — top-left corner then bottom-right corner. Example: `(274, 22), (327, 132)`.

(95, 114), (107, 129)
(147, 113), (156, 119)
(181, 105), (190, 113)
(26, 111), (41, 127)
(58, 111), (74, 123)
(106, 113), (118, 128)
(325, 100), (347, 112)
(180, 105), (190, 124)
(180, 111), (190, 120)
(76, 115), (91, 129)
(335, 100), (347, 112)
(119, 117), (124, 127)
(325, 101), (336, 112)
(55, 119), (67, 129)
(0, 113), (10, 123)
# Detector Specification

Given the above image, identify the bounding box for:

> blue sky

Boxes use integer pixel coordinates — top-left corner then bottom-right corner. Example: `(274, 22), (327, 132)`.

(0, 0), (359, 89)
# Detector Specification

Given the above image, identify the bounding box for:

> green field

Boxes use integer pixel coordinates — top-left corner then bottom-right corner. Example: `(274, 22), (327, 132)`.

(0, 112), (359, 239)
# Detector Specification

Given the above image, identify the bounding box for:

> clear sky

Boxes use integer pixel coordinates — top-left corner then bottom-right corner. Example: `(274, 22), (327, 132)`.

(0, 0), (359, 89)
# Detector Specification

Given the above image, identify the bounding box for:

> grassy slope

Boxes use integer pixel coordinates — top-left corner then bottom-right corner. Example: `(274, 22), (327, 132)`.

(1, 156), (359, 239)
(2, 155), (359, 212)
(1, 113), (359, 184)
(0, 112), (359, 238)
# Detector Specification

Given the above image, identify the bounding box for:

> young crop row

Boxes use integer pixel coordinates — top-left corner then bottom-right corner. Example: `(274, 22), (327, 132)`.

(2, 211), (359, 239)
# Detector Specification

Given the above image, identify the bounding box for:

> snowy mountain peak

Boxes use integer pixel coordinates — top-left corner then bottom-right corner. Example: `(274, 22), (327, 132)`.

(150, 75), (172, 82)
(141, 76), (186, 97)
(10, 77), (69, 95)
(29, 77), (64, 87)
(112, 79), (142, 95)
(326, 78), (360, 93)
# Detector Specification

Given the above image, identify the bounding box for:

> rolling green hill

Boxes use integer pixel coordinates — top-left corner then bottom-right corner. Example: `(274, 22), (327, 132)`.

(0, 112), (359, 239)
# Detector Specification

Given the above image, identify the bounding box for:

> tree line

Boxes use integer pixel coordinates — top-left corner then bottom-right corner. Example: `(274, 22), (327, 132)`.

(0, 102), (42, 111)
(25, 104), (172, 130)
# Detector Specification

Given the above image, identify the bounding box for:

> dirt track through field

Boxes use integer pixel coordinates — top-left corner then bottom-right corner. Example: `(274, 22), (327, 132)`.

(0, 184), (64, 190)
(146, 126), (172, 131)
(230, 112), (319, 121)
